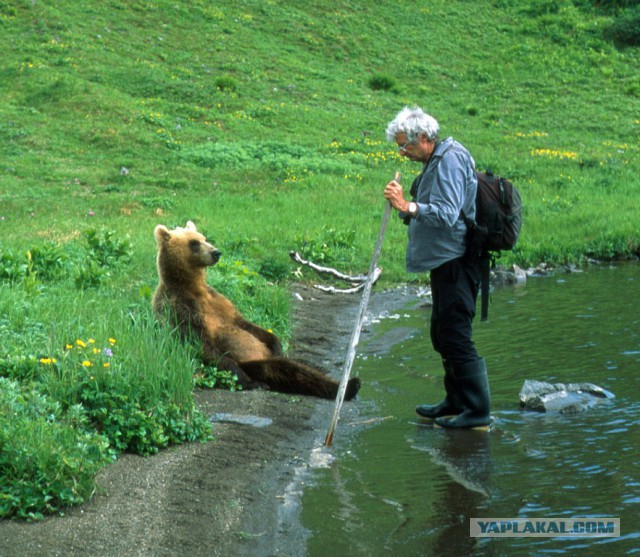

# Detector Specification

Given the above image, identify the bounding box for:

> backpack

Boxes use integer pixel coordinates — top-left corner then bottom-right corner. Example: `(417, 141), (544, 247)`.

(462, 169), (522, 321)
(464, 169), (522, 254)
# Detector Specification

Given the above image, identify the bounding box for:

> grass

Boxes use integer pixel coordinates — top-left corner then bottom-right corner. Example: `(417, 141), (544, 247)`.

(0, 0), (639, 518)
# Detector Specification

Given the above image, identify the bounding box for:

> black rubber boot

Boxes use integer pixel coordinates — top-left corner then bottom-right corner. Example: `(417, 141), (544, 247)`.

(416, 361), (464, 419)
(435, 358), (491, 429)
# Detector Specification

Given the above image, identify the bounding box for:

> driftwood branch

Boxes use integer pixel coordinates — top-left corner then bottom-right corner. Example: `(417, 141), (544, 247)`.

(289, 250), (382, 294)
(314, 268), (382, 293)
(289, 251), (368, 283)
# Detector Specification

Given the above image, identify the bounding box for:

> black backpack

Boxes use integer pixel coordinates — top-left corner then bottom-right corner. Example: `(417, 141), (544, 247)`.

(462, 169), (522, 321)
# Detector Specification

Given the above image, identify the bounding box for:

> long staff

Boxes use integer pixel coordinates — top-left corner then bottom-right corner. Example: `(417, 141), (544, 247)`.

(324, 172), (400, 447)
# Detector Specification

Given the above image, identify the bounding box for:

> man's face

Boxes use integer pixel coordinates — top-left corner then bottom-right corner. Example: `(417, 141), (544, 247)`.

(395, 133), (436, 163)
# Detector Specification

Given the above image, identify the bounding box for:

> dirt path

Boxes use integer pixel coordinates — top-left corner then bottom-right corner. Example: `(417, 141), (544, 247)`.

(0, 284), (411, 557)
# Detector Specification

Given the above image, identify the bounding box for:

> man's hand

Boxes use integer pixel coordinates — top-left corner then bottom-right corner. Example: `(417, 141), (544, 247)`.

(384, 180), (410, 213)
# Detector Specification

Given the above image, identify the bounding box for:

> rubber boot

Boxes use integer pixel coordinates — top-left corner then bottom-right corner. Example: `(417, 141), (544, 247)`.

(435, 358), (491, 429)
(416, 360), (464, 419)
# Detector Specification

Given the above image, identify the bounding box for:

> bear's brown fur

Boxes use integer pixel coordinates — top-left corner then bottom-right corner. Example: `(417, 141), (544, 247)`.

(152, 221), (361, 400)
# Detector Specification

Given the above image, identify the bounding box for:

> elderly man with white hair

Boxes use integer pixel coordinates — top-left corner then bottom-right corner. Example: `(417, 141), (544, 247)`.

(383, 106), (491, 430)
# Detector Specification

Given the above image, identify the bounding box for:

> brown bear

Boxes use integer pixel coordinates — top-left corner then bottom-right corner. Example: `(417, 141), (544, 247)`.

(152, 221), (361, 401)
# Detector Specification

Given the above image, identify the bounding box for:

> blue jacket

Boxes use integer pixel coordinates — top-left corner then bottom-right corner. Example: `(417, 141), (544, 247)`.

(401, 137), (477, 272)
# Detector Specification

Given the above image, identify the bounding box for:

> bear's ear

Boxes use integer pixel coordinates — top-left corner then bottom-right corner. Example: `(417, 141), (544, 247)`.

(154, 225), (171, 244)
(185, 220), (197, 231)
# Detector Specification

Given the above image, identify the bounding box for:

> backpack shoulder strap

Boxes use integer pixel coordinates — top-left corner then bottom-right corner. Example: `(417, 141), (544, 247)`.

(479, 255), (491, 322)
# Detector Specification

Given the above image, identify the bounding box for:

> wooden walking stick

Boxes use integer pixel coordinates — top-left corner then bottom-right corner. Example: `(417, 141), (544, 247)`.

(324, 172), (401, 447)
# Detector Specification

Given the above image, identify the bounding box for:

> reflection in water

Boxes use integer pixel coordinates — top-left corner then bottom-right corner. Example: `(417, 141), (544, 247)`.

(411, 426), (493, 557)
(411, 427), (492, 498)
(303, 263), (640, 556)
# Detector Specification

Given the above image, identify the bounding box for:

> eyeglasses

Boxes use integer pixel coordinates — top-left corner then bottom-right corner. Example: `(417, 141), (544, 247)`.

(398, 139), (413, 152)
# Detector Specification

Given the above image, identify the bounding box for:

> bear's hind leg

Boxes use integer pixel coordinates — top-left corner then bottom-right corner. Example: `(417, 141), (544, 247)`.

(207, 353), (270, 391)
(240, 357), (361, 400)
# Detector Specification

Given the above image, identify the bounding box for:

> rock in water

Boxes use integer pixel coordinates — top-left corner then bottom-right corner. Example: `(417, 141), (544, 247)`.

(519, 379), (615, 414)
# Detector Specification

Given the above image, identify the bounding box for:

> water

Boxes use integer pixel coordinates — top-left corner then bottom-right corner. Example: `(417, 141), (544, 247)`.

(301, 263), (640, 556)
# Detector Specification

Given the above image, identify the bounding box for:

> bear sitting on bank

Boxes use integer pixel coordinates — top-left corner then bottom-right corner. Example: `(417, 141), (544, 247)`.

(152, 221), (361, 401)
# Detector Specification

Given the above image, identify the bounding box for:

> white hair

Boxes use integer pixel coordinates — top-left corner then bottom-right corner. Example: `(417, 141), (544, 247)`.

(385, 106), (440, 143)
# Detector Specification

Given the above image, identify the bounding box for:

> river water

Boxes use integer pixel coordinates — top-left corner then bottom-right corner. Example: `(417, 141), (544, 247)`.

(300, 262), (639, 556)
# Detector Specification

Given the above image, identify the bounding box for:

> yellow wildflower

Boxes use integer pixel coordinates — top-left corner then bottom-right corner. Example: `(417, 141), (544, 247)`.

(531, 148), (578, 160)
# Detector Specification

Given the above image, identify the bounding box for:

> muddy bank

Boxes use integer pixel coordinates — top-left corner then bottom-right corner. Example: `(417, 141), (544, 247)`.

(0, 284), (420, 557)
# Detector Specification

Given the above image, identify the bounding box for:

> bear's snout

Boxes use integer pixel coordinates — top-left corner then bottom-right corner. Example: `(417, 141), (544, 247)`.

(211, 249), (222, 264)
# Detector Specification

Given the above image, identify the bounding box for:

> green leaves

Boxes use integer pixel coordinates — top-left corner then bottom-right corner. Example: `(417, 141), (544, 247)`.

(0, 304), (213, 519)
(0, 228), (132, 290)
(179, 140), (358, 179)
(0, 378), (111, 520)
(295, 225), (357, 266)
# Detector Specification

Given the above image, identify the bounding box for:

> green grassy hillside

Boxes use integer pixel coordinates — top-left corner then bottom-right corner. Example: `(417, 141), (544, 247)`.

(0, 0), (638, 518)
(2, 0), (639, 272)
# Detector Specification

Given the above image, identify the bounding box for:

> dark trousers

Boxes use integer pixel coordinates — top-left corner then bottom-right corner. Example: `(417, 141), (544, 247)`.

(429, 257), (480, 367)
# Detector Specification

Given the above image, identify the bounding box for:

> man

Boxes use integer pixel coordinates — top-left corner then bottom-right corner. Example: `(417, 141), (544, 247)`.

(383, 106), (491, 429)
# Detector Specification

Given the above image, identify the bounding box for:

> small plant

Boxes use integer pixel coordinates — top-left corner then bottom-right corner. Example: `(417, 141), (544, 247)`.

(193, 364), (242, 390)
(0, 249), (29, 284)
(295, 225), (356, 265)
(607, 7), (640, 48)
(214, 75), (238, 92)
(0, 354), (43, 382)
(368, 74), (399, 93)
(258, 259), (290, 282)
(74, 261), (107, 289)
(140, 196), (176, 211)
(83, 229), (132, 267)
(29, 242), (71, 280)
